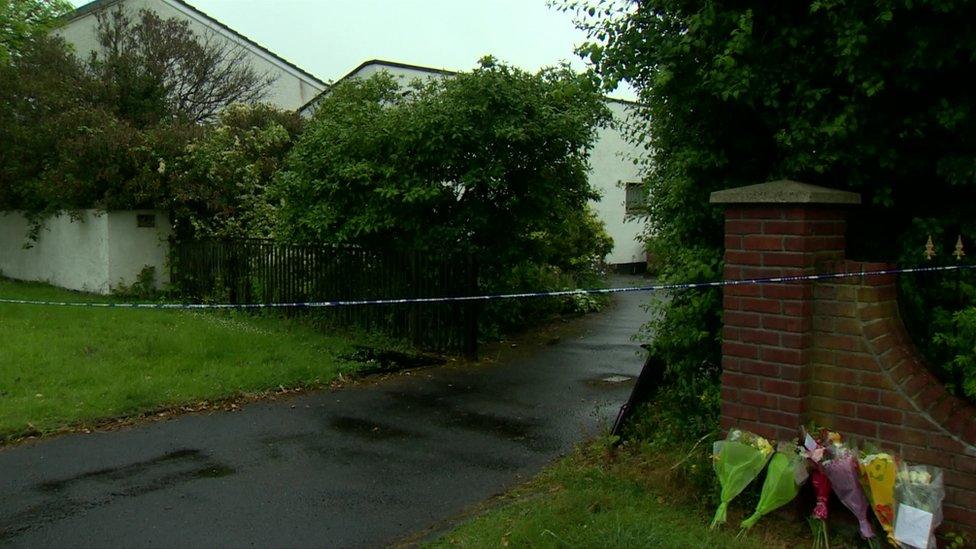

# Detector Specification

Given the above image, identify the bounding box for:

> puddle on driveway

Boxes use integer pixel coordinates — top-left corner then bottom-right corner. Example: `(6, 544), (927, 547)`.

(584, 373), (634, 387)
(601, 375), (633, 383)
(193, 464), (235, 479)
(329, 415), (422, 440)
(2, 449), (235, 542)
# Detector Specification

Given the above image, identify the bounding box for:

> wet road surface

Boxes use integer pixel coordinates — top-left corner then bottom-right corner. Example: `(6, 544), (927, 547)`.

(0, 276), (650, 548)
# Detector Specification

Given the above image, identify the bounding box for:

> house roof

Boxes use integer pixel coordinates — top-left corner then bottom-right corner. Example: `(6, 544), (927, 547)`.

(297, 58), (639, 116)
(297, 59), (453, 115)
(66, 0), (326, 88)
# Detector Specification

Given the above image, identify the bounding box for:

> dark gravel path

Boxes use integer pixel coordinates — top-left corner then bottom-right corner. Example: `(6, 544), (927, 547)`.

(0, 276), (650, 548)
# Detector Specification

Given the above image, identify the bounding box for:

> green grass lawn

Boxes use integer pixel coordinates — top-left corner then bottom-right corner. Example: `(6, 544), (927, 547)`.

(430, 443), (830, 549)
(0, 278), (366, 441)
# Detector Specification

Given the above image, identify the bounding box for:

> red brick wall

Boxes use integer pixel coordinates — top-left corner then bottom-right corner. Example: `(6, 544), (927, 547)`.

(721, 206), (846, 440)
(720, 204), (976, 534)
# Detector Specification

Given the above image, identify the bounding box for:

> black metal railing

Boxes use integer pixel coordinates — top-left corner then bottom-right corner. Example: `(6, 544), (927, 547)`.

(170, 239), (478, 357)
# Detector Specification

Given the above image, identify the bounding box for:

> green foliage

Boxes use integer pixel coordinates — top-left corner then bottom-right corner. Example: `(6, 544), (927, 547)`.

(277, 60), (609, 256)
(0, 35), (92, 211)
(172, 104), (303, 239)
(0, 19), (198, 222)
(898, 227), (976, 400)
(945, 531), (971, 549)
(624, 384), (721, 501)
(568, 0), (976, 416)
(276, 59), (613, 332)
(89, 6), (274, 124)
(481, 258), (609, 338)
(0, 7), (283, 243)
(932, 306), (976, 400)
(0, 0), (71, 65)
(112, 265), (158, 299)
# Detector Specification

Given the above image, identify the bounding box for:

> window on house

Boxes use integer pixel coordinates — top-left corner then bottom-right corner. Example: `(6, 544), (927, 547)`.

(625, 182), (646, 214)
(136, 214), (156, 228)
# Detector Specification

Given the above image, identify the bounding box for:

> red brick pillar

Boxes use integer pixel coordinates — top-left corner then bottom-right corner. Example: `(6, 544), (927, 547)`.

(710, 180), (861, 440)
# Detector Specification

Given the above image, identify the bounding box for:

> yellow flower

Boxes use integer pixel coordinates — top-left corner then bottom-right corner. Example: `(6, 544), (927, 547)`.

(754, 437), (773, 456)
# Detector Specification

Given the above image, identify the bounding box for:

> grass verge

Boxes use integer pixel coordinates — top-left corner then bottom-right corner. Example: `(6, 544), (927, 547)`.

(0, 278), (372, 442)
(429, 441), (830, 549)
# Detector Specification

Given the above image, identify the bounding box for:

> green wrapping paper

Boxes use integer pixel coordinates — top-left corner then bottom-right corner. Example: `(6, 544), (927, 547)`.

(710, 430), (774, 529)
(740, 449), (806, 529)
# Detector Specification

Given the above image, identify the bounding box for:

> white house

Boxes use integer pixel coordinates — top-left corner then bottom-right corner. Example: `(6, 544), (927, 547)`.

(57, 0), (327, 111)
(299, 60), (648, 267)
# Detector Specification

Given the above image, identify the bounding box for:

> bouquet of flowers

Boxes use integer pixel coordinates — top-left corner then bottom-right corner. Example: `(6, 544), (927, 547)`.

(710, 429), (774, 528)
(802, 428), (831, 549)
(859, 449), (898, 545)
(893, 464), (944, 549)
(740, 441), (809, 530)
(820, 432), (879, 547)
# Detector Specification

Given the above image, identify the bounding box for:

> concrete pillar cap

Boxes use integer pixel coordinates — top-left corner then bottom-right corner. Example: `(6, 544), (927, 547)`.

(709, 180), (861, 205)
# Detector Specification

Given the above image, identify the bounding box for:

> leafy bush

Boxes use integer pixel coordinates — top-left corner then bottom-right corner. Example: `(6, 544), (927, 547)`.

(88, 6), (274, 125)
(171, 104), (303, 239)
(481, 257), (609, 338)
(934, 307), (976, 400)
(0, 33), (201, 225)
(112, 265), (158, 299)
(0, 6), (276, 241)
(568, 0), (976, 422)
(0, 0), (71, 65)
(275, 59), (614, 334)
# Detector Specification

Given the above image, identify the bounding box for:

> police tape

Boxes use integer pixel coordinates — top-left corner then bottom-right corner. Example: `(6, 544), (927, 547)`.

(0, 264), (973, 310)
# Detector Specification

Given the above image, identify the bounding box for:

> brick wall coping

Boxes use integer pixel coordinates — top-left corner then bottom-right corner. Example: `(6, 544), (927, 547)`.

(710, 180), (862, 205)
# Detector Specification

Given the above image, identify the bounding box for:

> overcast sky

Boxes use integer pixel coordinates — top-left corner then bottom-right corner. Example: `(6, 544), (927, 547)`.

(69, 0), (636, 101)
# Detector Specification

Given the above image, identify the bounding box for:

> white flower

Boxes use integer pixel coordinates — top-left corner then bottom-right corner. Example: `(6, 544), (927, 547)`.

(908, 470), (932, 484)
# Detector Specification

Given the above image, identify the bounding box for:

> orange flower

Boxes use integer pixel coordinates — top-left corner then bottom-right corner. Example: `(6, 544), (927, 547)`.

(875, 503), (894, 525)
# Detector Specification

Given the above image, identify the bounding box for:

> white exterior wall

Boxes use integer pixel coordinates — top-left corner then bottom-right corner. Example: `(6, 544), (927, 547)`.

(305, 61), (648, 265)
(106, 210), (173, 290)
(0, 210), (171, 294)
(588, 100), (647, 265)
(56, 0), (325, 111)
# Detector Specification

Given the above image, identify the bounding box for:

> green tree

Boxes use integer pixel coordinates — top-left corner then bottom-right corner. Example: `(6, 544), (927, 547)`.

(276, 59), (611, 273)
(1, 3), (279, 242)
(0, 33), (200, 225)
(0, 35), (91, 211)
(568, 0), (976, 420)
(275, 59), (612, 331)
(172, 103), (303, 239)
(90, 6), (275, 125)
(0, 0), (71, 65)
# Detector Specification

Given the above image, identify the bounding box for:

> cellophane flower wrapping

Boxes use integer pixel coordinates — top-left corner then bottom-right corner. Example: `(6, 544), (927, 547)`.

(710, 429), (774, 529)
(893, 464), (944, 549)
(821, 435), (877, 542)
(802, 427), (831, 549)
(740, 442), (808, 530)
(859, 450), (898, 545)
(808, 468), (831, 549)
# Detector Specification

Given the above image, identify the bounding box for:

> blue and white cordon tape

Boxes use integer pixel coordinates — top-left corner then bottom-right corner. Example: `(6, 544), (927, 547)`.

(0, 264), (973, 310)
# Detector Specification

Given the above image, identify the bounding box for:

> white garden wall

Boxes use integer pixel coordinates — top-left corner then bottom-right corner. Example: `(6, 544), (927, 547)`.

(0, 210), (171, 294)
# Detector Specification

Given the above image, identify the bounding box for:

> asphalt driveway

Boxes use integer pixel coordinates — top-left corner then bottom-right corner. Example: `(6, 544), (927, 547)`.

(0, 276), (651, 548)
